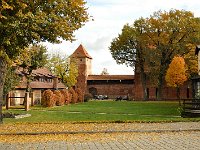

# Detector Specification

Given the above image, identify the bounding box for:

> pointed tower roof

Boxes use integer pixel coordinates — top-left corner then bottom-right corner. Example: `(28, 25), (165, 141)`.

(71, 44), (92, 59)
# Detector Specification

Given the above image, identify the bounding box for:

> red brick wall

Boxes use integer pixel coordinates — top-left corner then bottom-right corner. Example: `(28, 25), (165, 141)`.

(87, 83), (134, 99)
(134, 73), (192, 100)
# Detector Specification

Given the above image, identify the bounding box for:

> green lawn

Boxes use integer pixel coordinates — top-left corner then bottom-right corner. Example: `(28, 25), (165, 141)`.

(2, 100), (200, 123)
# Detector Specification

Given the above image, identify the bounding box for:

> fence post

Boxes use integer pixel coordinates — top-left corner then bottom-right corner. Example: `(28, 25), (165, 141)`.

(25, 92), (29, 111)
(6, 94), (10, 110)
(0, 101), (2, 124)
(31, 92), (35, 106)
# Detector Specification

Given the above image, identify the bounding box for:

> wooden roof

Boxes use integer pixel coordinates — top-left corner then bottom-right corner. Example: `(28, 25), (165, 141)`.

(87, 75), (135, 80)
(70, 44), (92, 59)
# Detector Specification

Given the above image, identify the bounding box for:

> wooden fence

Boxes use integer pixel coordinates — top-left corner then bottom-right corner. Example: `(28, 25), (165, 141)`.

(182, 99), (200, 117)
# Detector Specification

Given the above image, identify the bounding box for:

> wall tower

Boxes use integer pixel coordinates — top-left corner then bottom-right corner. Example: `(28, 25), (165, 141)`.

(70, 44), (92, 93)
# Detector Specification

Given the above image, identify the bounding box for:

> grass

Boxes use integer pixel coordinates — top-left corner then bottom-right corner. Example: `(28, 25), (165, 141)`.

(2, 100), (200, 123)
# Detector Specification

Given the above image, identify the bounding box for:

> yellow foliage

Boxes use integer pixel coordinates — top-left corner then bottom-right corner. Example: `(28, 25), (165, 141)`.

(165, 56), (187, 87)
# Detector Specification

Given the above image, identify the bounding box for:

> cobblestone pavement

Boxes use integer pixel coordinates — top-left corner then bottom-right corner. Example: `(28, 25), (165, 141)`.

(0, 131), (200, 150)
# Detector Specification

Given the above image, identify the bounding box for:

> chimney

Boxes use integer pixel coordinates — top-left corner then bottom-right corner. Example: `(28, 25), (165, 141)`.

(53, 77), (58, 90)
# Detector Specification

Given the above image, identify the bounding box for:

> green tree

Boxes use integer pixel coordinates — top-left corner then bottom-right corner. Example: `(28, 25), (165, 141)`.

(46, 54), (78, 88)
(0, 0), (89, 123)
(17, 45), (48, 92)
(109, 19), (149, 100)
(3, 65), (20, 103)
(165, 56), (187, 104)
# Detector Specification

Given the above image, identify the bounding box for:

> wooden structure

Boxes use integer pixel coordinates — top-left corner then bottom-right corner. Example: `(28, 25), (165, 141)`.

(182, 45), (200, 117)
(9, 67), (66, 106)
(6, 92), (31, 111)
(182, 99), (200, 117)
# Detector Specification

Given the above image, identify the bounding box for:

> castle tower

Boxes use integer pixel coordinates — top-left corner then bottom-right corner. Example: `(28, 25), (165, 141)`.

(70, 44), (92, 93)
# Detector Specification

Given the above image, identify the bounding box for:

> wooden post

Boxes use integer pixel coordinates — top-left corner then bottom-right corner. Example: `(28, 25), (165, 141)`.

(30, 92), (34, 106)
(6, 94), (10, 110)
(25, 92), (29, 111)
(0, 100), (2, 124)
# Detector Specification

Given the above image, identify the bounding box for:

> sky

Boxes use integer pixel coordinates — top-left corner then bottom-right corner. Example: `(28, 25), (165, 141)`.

(42, 0), (200, 75)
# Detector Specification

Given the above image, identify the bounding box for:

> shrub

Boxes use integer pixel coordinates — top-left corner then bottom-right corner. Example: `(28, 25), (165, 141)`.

(69, 88), (78, 104)
(68, 92), (72, 104)
(60, 89), (70, 105)
(84, 93), (93, 102)
(76, 88), (84, 102)
(41, 90), (56, 107)
(54, 90), (65, 106)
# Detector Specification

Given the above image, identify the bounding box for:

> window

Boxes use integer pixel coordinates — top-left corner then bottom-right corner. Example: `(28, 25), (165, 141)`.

(39, 77), (45, 82)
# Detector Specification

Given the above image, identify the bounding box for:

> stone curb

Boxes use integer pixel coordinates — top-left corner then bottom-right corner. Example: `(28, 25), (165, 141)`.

(1, 128), (200, 136)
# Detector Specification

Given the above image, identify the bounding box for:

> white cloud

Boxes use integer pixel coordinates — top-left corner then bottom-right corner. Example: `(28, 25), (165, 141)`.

(44, 0), (200, 75)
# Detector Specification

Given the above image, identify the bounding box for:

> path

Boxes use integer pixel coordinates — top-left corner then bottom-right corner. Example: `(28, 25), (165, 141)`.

(0, 122), (200, 150)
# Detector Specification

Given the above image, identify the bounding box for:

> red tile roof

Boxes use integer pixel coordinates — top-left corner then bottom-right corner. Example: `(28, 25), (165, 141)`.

(70, 44), (92, 59)
(15, 67), (66, 89)
(16, 67), (56, 78)
(87, 75), (135, 80)
(16, 81), (66, 89)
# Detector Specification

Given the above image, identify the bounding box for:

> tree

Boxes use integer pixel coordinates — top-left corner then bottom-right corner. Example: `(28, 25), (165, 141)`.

(109, 19), (149, 100)
(3, 65), (20, 102)
(110, 9), (200, 100)
(0, 0), (88, 123)
(101, 68), (109, 75)
(144, 9), (200, 99)
(184, 44), (198, 78)
(46, 54), (78, 88)
(165, 56), (187, 104)
(17, 45), (48, 92)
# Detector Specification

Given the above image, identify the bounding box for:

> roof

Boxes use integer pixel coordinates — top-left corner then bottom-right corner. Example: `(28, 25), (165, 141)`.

(87, 75), (135, 80)
(195, 45), (200, 55)
(16, 67), (56, 78)
(15, 81), (66, 89)
(70, 44), (92, 59)
(15, 67), (66, 89)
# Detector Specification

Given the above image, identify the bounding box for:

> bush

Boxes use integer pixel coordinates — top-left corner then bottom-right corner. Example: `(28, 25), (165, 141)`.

(84, 93), (93, 102)
(76, 88), (84, 102)
(54, 90), (65, 106)
(41, 90), (56, 107)
(69, 88), (78, 104)
(60, 89), (70, 105)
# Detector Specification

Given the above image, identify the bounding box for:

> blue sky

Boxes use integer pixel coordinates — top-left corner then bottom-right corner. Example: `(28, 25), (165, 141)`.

(43, 0), (200, 75)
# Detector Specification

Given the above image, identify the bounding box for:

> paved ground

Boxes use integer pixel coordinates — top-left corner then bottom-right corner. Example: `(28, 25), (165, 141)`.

(0, 122), (200, 150)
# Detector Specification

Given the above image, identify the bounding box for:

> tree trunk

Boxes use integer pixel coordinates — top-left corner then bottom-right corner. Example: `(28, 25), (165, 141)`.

(157, 71), (164, 100)
(177, 87), (181, 106)
(0, 57), (7, 124)
(140, 68), (148, 100)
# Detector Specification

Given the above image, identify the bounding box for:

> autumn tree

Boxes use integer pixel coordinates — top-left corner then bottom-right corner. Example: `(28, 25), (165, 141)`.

(184, 44), (198, 78)
(144, 9), (200, 99)
(46, 54), (78, 88)
(165, 56), (187, 104)
(0, 0), (89, 123)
